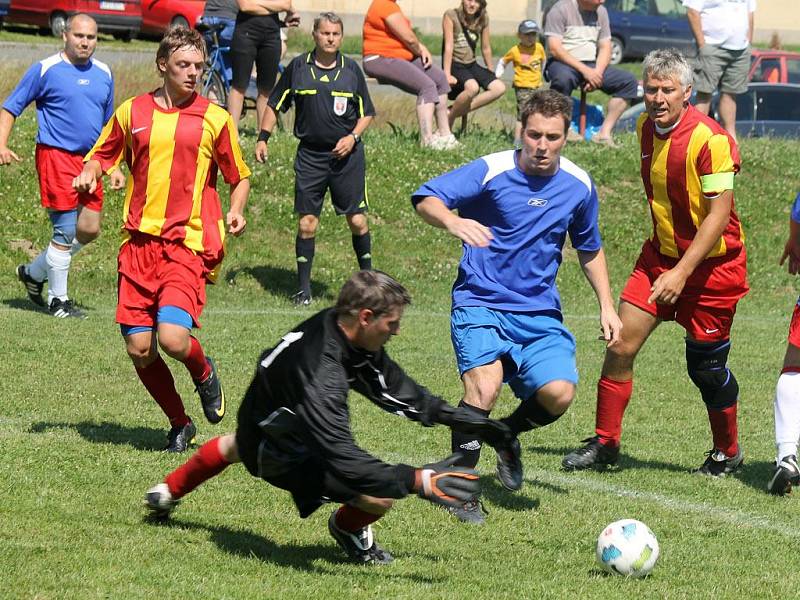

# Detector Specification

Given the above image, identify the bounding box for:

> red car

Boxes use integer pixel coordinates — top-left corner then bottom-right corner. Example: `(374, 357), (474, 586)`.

(6, 0), (142, 38)
(749, 49), (800, 84)
(140, 0), (204, 35)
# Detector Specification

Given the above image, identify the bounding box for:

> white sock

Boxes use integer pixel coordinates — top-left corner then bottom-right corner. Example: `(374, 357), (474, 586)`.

(28, 250), (48, 282)
(70, 240), (84, 256)
(774, 371), (800, 461)
(45, 244), (72, 303)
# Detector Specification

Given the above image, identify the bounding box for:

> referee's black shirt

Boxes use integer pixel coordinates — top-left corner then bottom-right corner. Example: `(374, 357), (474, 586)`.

(268, 51), (376, 149)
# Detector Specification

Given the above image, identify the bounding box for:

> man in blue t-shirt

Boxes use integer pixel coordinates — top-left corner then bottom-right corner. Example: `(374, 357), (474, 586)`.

(412, 89), (621, 524)
(0, 13), (123, 319)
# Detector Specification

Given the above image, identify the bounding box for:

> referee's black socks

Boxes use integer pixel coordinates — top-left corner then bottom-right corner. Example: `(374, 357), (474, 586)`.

(352, 232), (372, 270)
(295, 236), (315, 296)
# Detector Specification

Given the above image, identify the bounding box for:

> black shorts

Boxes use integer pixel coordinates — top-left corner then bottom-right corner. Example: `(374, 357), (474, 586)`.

(294, 143), (368, 217)
(448, 61), (497, 99)
(236, 420), (358, 518)
(230, 13), (281, 91)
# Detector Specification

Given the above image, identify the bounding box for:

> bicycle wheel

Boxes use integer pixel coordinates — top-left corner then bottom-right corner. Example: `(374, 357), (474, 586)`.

(200, 69), (228, 108)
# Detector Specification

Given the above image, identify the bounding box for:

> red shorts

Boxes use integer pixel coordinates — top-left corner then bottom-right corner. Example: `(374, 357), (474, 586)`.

(36, 144), (103, 212)
(116, 233), (207, 328)
(620, 241), (749, 342)
(788, 300), (800, 348)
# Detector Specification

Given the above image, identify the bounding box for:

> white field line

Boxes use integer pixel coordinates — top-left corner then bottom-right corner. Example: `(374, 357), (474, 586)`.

(527, 467), (800, 539)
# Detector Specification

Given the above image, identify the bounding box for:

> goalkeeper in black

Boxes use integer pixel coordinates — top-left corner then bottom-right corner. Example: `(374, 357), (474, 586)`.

(144, 270), (512, 564)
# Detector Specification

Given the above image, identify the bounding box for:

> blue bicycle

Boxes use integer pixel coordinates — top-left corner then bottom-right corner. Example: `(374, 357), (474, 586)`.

(197, 20), (231, 109)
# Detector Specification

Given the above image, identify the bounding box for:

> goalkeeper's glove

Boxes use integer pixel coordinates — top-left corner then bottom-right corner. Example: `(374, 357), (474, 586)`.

(415, 453), (480, 508)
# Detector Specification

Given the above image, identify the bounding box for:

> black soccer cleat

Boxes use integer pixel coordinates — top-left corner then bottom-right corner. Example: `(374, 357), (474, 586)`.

(327, 510), (394, 565)
(693, 446), (744, 477)
(17, 264), (46, 307)
(496, 437), (524, 491)
(291, 290), (312, 307)
(165, 420), (196, 453)
(768, 455), (800, 496)
(48, 297), (87, 319)
(195, 357), (225, 424)
(562, 435), (620, 471)
(446, 499), (487, 525)
(144, 482), (178, 518)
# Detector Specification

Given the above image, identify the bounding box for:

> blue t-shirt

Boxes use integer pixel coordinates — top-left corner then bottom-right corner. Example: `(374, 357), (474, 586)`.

(412, 150), (602, 316)
(792, 192), (800, 223)
(3, 53), (114, 154)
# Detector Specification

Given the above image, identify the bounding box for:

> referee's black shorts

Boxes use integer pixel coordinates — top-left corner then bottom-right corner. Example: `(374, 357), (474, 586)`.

(236, 419), (359, 518)
(294, 142), (368, 217)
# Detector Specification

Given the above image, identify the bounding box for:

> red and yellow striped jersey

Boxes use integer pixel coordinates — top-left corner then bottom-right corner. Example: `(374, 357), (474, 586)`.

(637, 105), (743, 259)
(87, 92), (250, 271)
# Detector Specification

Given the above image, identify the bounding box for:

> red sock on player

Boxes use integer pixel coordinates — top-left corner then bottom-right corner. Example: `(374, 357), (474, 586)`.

(183, 336), (211, 382)
(334, 505), (382, 532)
(707, 404), (739, 457)
(595, 376), (633, 447)
(165, 436), (231, 499)
(135, 355), (190, 427)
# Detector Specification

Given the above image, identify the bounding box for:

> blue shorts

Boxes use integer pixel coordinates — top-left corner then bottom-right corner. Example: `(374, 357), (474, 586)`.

(120, 305), (194, 336)
(451, 306), (578, 400)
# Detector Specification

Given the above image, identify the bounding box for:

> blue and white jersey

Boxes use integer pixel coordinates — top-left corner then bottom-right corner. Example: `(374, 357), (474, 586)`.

(3, 53), (114, 154)
(412, 150), (602, 316)
(792, 192), (800, 224)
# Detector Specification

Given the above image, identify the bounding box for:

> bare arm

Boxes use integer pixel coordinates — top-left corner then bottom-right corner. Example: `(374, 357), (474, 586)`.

(415, 195), (493, 248)
(236, 0), (292, 16)
(748, 11), (754, 45)
(0, 109), (20, 164)
(385, 12), (431, 66)
(648, 190), (733, 304)
(254, 105), (279, 163)
(577, 248), (622, 346)
(595, 38), (611, 74)
(481, 25), (494, 71)
(442, 13), (456, 81)
(226, 177), (250, 236)
(331, 115), (373, 159)
(546, 36), (601, 88)
(779, 218), (800, 275)
(687, 8), (705, 48)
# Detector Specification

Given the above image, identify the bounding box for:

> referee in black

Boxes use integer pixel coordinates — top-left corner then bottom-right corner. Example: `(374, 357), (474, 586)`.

(256, 12), (375, 306)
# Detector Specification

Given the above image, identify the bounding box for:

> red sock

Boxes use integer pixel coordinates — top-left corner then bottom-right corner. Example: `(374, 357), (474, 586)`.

(165, 437), (231, 499)
(335, 505), (382, 532)
(707, 404), (739, 457)
(595, 376), (633, 447)
(135, 355), (190, 427)
(183, 336), (211, 382)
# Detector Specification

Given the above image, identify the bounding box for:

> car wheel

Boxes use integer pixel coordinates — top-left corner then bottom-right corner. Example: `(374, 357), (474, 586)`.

(171, 15), (190, 30)
(50, 12), (67, 37)
(610, 37), (624, 65)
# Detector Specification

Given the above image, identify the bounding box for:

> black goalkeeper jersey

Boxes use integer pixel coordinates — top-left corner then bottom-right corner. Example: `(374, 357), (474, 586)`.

(237, 308), (451, 499)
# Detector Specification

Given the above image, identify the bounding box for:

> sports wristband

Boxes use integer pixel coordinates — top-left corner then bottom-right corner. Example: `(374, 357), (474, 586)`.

(257, 129), (272, 143)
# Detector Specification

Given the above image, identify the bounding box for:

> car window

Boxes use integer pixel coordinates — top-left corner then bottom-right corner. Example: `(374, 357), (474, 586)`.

(614, 0), (649, 13)
(752, 59), (781, 83)
(735, 90), (755, 121)
(755, 88), (800, 121)
(787, 59), (800, 84)
(652, 0), (686, 17)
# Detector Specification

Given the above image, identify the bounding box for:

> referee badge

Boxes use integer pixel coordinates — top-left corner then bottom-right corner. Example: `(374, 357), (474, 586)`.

(333, 96), (347, 116)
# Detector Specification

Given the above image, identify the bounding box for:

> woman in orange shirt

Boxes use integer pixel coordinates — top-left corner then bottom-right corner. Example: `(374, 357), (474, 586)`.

(363, 0), (458, 149)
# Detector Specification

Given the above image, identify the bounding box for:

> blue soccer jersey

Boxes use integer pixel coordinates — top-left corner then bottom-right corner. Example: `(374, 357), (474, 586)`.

(792, 192), (800, 224)
(3, 53), (114, 154)
(412, 149), (602, 316)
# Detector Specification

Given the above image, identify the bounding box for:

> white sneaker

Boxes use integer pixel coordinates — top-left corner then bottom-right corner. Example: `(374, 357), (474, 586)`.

(434, 133), (460, 150)
(144, 482), (178, 518)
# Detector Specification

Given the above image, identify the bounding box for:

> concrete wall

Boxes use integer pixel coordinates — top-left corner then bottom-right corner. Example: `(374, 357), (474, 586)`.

(293, 0), (800, 44)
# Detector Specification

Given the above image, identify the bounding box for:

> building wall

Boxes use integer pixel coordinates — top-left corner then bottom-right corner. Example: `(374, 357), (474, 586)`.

(292, 0), (800, 44)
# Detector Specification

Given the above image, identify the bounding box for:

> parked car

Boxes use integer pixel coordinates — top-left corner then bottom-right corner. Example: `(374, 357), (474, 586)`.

(605, 0), (695, 64)
(6, 0), (141, 39)
(615, 82), (800, 138)
(140, 0), (204, 36)
(749, 49), (800, 84)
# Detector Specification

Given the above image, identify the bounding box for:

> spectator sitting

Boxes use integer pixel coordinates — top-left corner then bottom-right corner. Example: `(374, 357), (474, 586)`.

(442, 0), (505, 131)
(496, 19), (546, 145)
(362, 0), (458, 149)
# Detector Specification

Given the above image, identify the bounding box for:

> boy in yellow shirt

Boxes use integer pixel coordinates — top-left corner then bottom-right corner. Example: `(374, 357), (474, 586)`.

(495, 20), (546, 145)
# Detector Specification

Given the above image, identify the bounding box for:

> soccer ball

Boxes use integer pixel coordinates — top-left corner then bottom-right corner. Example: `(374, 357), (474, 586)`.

(596, 519), (660, 578)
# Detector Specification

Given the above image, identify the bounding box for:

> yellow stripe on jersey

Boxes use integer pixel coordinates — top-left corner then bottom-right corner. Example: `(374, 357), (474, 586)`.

(685, 122), (710, 231)
(707, 134), (736, 187)
(141, 110), (179, 237)
(649, 135), (679, 257)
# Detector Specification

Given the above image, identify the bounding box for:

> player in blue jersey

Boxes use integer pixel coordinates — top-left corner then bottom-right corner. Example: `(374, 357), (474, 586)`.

(769, 192), (800, 495)
(412, 89), (621, 524)
(0, 13), (123, 319)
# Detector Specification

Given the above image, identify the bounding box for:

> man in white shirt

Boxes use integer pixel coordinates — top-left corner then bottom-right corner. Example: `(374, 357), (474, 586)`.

(684, 0), (756, 140)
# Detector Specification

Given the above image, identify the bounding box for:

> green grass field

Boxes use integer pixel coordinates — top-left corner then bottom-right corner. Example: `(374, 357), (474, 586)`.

(2, 58), (800, 598)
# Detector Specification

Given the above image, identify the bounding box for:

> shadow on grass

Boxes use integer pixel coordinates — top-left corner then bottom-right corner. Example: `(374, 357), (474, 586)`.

(2, 298), (47, 314)
(146, 517), (444, 582)
(734, 459), (775, 493)
(225, 265), (331, 301)
(29, 420), (165, 451)
(526, 444), (688, 474)
(483, 477), (541, 512)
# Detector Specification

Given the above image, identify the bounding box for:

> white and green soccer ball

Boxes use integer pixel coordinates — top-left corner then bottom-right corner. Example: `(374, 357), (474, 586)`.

(596, 519), (660, 578)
